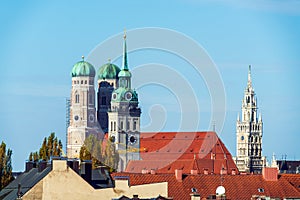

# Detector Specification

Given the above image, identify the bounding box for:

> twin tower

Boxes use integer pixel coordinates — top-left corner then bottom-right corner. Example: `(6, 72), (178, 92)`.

(67, 33), (141, 170)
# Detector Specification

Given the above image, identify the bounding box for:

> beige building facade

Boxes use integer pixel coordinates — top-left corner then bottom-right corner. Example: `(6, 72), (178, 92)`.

(22, 160), (168, 200)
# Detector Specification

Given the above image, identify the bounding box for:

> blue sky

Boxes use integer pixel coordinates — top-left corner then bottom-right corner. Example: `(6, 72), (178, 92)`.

(0, 0), (299, 171)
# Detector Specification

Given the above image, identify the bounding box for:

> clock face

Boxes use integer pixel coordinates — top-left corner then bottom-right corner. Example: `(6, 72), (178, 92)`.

(112, 93), (117, 100)
(129, 135), (137, 144)
(89, 115), (94, 122)
(74, 115), (79, 121)
(110, 135), (116, 143)
(125, 91), (132, 101)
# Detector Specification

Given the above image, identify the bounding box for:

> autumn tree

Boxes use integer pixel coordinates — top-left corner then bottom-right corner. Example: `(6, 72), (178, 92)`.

(29, 132), (63, 162)
(79, 135), (119, 171)
(103, 140), (119, 172)
(0, 141), (14, 190)
(79, 134), (102, 169)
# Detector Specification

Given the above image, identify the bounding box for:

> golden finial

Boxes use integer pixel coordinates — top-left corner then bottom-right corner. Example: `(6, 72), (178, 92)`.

(123, 28), (126, 39)
(82, 55), (85, 61)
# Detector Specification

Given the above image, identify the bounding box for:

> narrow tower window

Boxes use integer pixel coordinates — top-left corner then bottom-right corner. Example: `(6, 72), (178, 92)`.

(127, 121), (130, 130)
(133, 121), (137, 130)
(89, 94), (93, 104)
(75, 94), (79, 103)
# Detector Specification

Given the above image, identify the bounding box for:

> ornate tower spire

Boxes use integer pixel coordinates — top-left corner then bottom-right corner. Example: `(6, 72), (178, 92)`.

(235, 65), (265, 173)
(122, 29), (128, 71)
(248, 65), (252, 87)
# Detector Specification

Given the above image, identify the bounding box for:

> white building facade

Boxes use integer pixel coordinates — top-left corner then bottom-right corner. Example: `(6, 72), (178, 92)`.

(67, 58), (102, 158)
(235, 65), (266, 173)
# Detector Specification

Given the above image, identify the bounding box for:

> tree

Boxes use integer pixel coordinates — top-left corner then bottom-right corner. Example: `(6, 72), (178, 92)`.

(29, 132), (63, 162)
(79, 134), (102, 169)
(0, 141), (14, 190)
(79, 134), (119, 171)
(103, 140), (119, 172)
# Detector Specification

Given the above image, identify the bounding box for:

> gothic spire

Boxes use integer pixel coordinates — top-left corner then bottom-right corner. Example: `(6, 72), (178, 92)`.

(122, 29), (128, 71)
(248, 65), (252, 87)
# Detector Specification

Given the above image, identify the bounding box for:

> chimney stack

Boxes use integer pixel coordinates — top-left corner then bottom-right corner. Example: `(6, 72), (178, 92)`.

(190, 193), (200, 200)
(175, 169), (183, 182)
(80, 161), (92, 183)
(262, 167), (278, 181)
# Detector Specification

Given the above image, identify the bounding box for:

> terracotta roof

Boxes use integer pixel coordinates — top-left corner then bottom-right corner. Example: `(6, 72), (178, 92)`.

(112, 173), (300, 200)
(126, 132), (238, 174)
(280, 174), (300, 192)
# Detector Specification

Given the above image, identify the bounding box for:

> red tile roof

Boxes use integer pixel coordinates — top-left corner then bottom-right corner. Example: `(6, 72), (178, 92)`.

(111, 173), (300, 200)
(126, 132), (238, 175)
(280, 174), (300, 192)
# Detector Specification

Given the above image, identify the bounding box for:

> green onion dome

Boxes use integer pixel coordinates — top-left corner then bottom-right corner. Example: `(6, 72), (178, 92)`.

(98, 63), (121, 80)
(71, 58), (96, 77)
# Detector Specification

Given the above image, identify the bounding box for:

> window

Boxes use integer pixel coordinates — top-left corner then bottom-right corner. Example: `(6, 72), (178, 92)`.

(114, 121), (116, 131)
(75, 94), (79, 103)
(120, 121), (123, 129)
(127, 121), (130, 130)
(258, 188), (264, 193)
(81, 80), (83, 84)
(133, 121), (137, 130)
(85, 80), (87, 84)
(110, 121), (113, 131)
(89, 94), (93, 104)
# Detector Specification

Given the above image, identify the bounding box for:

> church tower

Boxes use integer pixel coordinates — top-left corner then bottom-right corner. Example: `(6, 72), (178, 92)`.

(67, 57), (101, 158)
(97, 62), (121, 133)
(108, 33), (141, 171)
(235, 65), (265, 173)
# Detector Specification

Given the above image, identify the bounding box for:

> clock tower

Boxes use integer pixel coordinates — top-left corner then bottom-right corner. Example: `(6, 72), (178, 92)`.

(67, 57), (101, 158)
(108, 33), (141, 172)
(235, 65), (266, 173)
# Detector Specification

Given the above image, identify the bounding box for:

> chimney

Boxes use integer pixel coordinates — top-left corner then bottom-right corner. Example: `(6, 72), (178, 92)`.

(191, 169), (198, 175)
(80, 161), (92, 183)
(25, 161), (36, 172)
(190, 193), (200, 200)
(150, 169), (156, 175)
(175, 169), (183, 182)
(231, 169), (236, 175)
(220, 168), (227, 175)
(67, 159), (79, 173)
(38, 161), (47, 172)
(203, 168), (209, 175)
(262, 167), (278, 181)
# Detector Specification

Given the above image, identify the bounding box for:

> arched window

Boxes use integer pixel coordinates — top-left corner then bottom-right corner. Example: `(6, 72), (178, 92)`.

(75, 94), (79, 103)
(120, 121), (123, 129)
(113, 122), (116, 131)
(110, 121), (113, 131)
(133, 121), (137, 130)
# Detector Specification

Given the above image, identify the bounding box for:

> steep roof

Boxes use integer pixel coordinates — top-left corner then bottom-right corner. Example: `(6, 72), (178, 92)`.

(126, 132), (238, 174)
(0, 167), (51, 200)
(111, 173), (300, 200)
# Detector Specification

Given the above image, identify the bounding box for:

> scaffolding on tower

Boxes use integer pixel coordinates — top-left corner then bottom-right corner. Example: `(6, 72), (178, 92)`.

(65, 98), (71, 156)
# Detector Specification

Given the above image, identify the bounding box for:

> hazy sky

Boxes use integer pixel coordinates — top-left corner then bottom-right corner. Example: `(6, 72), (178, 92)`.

(0, 0), (299, 171)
